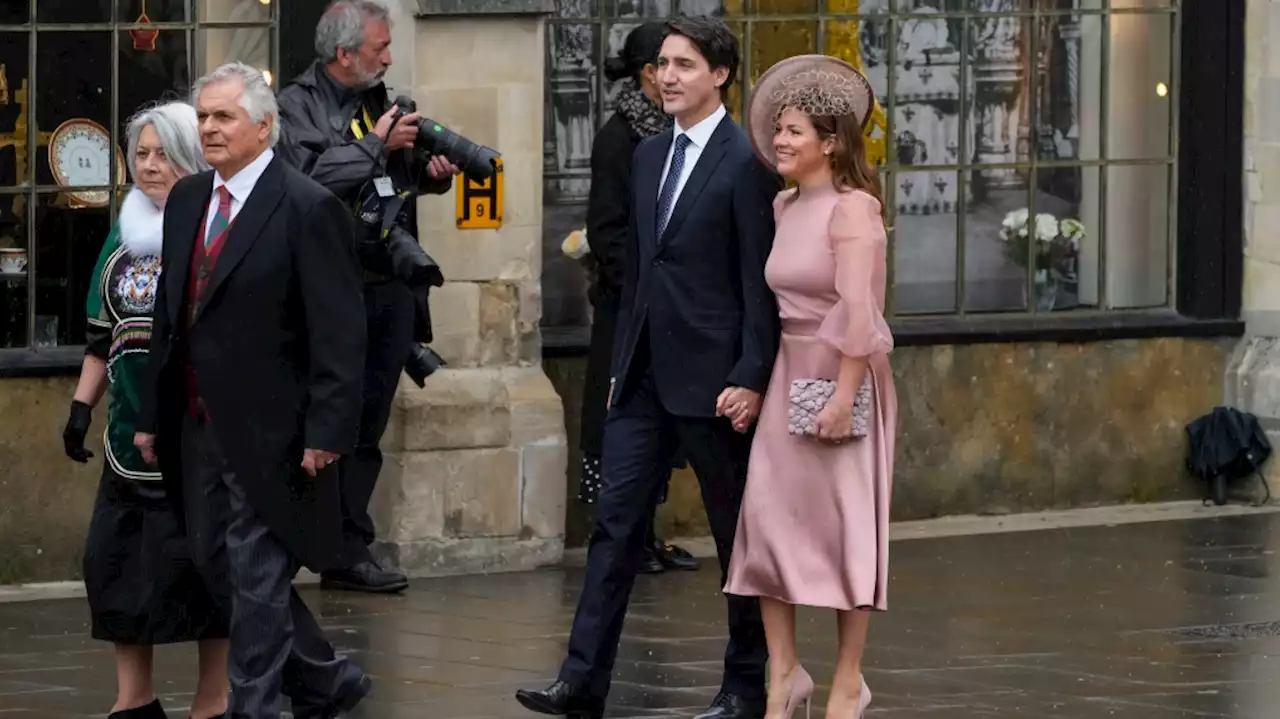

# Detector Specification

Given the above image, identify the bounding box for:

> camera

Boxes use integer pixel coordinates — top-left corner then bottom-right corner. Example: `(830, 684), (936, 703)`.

(404, 344), (447, 388)
(391, 95), (501, 182)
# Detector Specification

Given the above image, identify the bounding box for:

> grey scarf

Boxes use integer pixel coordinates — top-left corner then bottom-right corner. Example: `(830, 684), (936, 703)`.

(613, 78), (669, 139)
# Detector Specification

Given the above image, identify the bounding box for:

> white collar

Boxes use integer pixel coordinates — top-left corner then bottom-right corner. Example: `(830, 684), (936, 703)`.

(673, 104), (726, 150)
(213, 147), (274, 203)
(117, 186), (164, 257)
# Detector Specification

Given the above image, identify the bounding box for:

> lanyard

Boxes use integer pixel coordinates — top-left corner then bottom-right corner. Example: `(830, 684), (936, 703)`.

(349, 106), (376, 140)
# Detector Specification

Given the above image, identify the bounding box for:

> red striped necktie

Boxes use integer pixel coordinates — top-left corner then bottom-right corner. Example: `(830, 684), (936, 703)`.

(206, 185), (232, 248)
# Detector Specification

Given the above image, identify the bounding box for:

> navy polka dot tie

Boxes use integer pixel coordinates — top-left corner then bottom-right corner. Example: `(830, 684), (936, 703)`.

(655, 133), (692, 243)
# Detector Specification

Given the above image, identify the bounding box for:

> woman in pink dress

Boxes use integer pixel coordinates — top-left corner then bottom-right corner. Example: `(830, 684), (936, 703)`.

(722, 55), (896, 719)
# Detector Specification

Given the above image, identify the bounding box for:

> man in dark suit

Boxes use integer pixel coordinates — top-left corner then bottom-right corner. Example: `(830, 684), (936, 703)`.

(516, 16), (782, 719)
(135, 62), (371, 718)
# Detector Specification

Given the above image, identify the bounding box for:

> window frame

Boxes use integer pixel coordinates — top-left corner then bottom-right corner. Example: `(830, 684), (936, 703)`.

(541, 0), (1245, 356)
(0, 0), (279, 376)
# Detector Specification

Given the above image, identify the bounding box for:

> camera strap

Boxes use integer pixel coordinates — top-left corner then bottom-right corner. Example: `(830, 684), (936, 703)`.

(349, 106), (377, 140)
(379, 191), (411, 240)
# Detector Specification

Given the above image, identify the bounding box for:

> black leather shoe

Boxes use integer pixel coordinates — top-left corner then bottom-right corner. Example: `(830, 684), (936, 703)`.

(651, 537), (699, 571)
(638, 547), (665, 574)
(692, 692), (765, 719)
(109, 699), (167, 719)
(514, 680), (604, 718)
(296, 674), (372, 719)
(321, 561), (408, 594)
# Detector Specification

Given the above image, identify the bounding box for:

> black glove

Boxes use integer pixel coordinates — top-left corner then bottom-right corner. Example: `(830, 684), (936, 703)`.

(63, 400), (94, 463)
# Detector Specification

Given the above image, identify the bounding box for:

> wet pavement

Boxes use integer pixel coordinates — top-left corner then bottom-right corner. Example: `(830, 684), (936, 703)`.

(4, 512), (1280, 717)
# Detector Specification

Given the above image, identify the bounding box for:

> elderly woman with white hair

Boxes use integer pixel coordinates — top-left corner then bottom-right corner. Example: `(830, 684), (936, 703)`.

(61, 101), (229, 719)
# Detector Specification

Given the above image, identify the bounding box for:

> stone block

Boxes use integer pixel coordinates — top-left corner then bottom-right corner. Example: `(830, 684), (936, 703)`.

(385, 368), (510, 451)
(1259, 77), (1280, 144)
(1244, 256), (1280, 314)
(411, 86), (500, 149)
(517, 279), (543, 362)
(499, 151), (544, 228)
(521, 439), (568, 539)
(370, 452), (446, 544)
(498, 84), (545, 155)
(441, 448), (522, 536)
(429, 282), (481, 366)
(505, 366), (565, 446)
(479, 281), (519, 365)
(419, 221), (538, 282)
(415, 19), (542, 88)
(372, 536), (562, 577)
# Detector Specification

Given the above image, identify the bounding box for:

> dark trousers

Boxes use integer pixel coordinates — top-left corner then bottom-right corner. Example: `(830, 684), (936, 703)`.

(558, 349), (768, 701)
(336, 280), (414, 567)
(181, 416), (364, 718)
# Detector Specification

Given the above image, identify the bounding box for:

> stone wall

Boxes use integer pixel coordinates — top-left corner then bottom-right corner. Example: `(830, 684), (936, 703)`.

(369, 4), (569, 576)
(548, 337), (1231, 547)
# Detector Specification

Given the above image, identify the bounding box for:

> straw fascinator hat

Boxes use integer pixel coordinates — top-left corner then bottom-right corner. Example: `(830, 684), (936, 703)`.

(747, 54), (876, 171)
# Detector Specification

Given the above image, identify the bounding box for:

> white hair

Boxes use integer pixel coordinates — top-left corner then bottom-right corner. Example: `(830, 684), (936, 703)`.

(315, 0), (394, 62)
(125, 101), (208, 179)
(191, 62), (281, 147)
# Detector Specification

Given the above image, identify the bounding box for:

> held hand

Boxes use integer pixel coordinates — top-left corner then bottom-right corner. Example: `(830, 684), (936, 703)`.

(301, 448), (340, 478)
(134, 432), (157, 466)
(716, 387), (761, 434)
(426, 154), (461, 180)
(62, 400), (94, 463)
(374, 108), (421, 152)
(814, 396), (854, 444)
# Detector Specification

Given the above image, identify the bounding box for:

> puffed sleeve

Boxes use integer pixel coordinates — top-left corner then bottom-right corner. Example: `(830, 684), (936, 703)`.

(773, 187), (797, 224)
(815, 190), (894, 358)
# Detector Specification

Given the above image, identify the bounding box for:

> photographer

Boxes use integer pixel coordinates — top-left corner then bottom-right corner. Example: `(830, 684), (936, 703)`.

(276, 0), (457, 594)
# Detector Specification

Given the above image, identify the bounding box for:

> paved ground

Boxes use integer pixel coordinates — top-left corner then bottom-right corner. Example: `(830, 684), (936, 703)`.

(4, 511), (1280, 718)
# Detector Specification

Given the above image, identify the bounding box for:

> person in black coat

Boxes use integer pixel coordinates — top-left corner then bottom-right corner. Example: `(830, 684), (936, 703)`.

(577, 21), (697, 575)
(135, 63), (370, 718)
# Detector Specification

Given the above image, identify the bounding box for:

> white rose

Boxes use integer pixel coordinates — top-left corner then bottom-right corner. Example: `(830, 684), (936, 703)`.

(1035, 213), (1058, 242)
(561, 229), (590, 260)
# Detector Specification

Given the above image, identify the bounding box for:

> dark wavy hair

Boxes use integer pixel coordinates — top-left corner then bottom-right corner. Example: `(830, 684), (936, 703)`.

(664, 15), (740, 98)
(604, 22), (668, 83)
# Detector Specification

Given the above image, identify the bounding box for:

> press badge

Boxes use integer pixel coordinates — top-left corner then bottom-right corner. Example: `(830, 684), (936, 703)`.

(373, 177), (395, 198)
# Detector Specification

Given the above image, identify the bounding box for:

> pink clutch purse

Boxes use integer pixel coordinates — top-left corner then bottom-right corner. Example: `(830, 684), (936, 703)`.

(787, 377), (873, 439)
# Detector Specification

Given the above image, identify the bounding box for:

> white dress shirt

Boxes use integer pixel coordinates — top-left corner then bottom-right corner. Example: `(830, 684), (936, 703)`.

(203, 148), (275, 240)
(657, 104), (727, 229)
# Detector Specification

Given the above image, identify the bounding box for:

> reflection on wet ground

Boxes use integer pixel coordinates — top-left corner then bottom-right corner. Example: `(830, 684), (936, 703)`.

(4, 513), (1280, 717)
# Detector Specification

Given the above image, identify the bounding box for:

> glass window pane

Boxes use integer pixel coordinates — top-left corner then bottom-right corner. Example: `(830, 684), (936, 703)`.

(1106, 11), (1172, 159)
(613, 0), (674, 16)
(120, 0), (188, 22)
(199, 0), (274, 23)
(119, 28), (191, 138)
(893, 15), (963, 167)
(0, 32), (32, 189)
(0, 1), (28, 24)
(963, 168), (1029, 312)
(0, 192), (30, 348)
(37, 0), (108, 24)
(199, 27), (273, 82)
(753, 0), (818, 13)
(1110, 0), (1172, 8)
(1105, 163), (1169, 309)
(1034, 165), (1098, 311)
(680, 0), (740, 14)
(966, 15), (1033, 168)
(33, 191), (111, 348)
(826, 0), (889, 13)
(38, 32), (116, 189)
(1035, 13), (1101, 161)
(556, 0), (596, 17)
(894, 169), (958, 314)
(749, 21), (818, 91)
(968, 0), (1032, 10)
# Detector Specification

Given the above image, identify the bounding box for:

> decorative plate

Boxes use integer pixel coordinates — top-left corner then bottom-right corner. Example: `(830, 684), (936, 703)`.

(49, 119), (124, 207)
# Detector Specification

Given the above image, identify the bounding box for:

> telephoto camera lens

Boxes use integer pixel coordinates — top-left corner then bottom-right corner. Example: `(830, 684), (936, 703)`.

(392, 95), (501, 182)
(404, 345), (447, 388)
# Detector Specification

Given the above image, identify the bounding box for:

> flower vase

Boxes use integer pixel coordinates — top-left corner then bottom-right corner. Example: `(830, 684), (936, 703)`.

(1033, 269), (1059, 311)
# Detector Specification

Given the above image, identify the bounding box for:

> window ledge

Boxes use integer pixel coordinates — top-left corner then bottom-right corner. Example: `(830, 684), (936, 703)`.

(0, 347), (87, 379)
(541, 311), (1244, 358)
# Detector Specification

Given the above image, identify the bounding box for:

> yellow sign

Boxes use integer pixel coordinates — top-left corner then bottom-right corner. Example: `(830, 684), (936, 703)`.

(455, 158), (503, 230)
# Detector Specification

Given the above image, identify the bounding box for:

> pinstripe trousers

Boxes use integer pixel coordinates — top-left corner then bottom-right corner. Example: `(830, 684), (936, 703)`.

(181, 415), (365, 718)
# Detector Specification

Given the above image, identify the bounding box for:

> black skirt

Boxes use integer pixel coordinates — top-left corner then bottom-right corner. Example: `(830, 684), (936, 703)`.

(82, 465), (228, 645)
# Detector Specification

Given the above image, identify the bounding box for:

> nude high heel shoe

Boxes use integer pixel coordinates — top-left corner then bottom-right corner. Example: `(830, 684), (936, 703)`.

(855, 674), (872, 717)
(777, 665), (815, 719)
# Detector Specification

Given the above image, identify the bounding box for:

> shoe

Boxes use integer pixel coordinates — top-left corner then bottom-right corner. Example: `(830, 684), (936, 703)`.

(321, 561), (408, 594)
(775, 665), (813, 719)
(651, 537), (699, 571)
(639, 547), (665, 574)
(856, 675), (872, 718)
(514, 680), (604, 718)
(693, 692), (765, 719)
(109, 699), (167, 719)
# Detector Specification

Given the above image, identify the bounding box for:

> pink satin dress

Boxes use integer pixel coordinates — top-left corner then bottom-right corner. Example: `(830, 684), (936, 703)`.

(724, 185), (897, 612)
